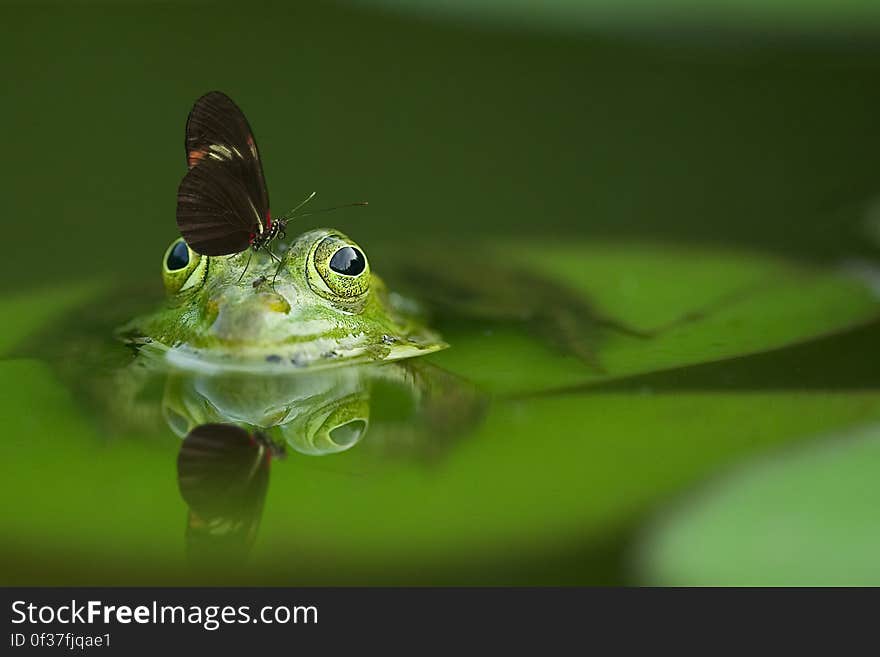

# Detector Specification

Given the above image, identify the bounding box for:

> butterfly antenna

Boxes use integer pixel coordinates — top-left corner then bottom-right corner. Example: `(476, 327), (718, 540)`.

(293, 201), (368, 219)
(278, 191), (317, 222)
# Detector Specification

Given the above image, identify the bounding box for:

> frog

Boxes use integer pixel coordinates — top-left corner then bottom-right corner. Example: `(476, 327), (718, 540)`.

(47, 228), (486, 563)
(118, 228), (446, 373)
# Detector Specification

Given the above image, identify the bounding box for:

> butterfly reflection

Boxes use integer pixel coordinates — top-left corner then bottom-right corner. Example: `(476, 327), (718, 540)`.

(176, 423), (285, 564)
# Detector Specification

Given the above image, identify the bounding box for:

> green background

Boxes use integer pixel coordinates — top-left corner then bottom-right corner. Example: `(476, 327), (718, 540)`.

(4, 0), (880, 292)
(4, 1), (880, 585)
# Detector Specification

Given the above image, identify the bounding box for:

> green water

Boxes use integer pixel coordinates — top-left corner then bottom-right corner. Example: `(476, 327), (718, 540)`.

(3, 1), (880, 585)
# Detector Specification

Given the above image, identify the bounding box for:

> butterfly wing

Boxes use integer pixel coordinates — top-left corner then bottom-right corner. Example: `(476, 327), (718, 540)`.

(177, 424), (273, 561)
(176, 159), (264, 256)
(185, 91), (270, 221)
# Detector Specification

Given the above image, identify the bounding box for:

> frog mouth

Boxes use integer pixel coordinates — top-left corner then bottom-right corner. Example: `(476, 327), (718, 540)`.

(162, 331), (447, 375)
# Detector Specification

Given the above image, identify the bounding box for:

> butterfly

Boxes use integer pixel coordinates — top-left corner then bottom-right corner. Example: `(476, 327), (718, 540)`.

(176, 91), (320, 262)
(176, 92), (366, 282)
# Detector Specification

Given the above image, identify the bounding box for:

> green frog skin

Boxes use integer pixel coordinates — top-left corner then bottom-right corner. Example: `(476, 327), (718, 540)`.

(121, 228), (446, 373)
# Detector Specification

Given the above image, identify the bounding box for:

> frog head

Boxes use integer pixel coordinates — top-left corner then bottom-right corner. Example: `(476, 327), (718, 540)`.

(128, 228), (445, 372)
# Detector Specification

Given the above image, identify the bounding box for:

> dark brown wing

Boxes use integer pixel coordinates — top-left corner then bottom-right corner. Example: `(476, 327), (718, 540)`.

(185, 91), (270, 221)
(177, 424), (271, 517)
(176, 159), (263, 256)
(177, 424), (272, 562)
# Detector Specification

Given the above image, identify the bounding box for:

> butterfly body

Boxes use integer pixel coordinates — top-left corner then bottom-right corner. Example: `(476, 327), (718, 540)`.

(250, 214), (286, 252)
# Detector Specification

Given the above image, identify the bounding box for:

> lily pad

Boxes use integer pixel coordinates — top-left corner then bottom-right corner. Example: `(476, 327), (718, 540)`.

(3, 356), (880, 584)
(635, 423), (880, 586)
(429, 242), (880, 395)
(1, 244), (878, 584)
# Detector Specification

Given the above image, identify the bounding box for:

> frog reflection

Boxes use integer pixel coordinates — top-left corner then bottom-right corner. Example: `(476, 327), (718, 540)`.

(167, 361), (484, 561)
(165, 365), (368, 456)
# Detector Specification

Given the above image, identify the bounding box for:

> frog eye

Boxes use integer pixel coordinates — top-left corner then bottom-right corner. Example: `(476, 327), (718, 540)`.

(283, 395), (370, 455)
(328, 246), (366, 276)
(162, 238), (206, 295)
(328, 419), (367, 448)
(166, 240), (190, 270)
(309, 234), (371, 301)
